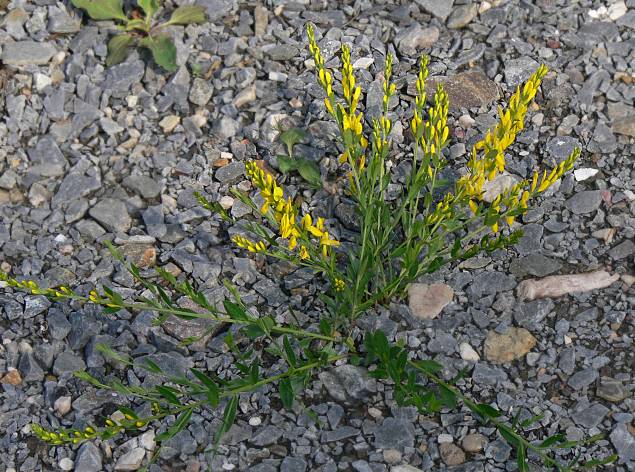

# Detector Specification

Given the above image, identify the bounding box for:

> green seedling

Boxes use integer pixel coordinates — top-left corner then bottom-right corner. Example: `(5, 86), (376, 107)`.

(70, 0), (206, 71)
(276, 127), (323, 188)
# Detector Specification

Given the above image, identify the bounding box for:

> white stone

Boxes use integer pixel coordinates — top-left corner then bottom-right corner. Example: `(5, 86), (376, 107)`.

(608, 1), (627, 20)
(479, 1), (492, 14)
(383, 449), (402, 464)
(54, 396), (72, 416)
(353, 57), (374, 69)
(368, 407), (383, 419)
(159, 115), (180, 133)
(126, 95), (138, 108)
(219, 196), (234, 210)
(33, 73), (52, 91)
(139, 430), (155, 451)
(459, 342), (480, 361)
(458, 114), (475, 128)
(58, 458), (73, 471)
(268, 71), (288, 81)
(574, 168), (599, 182)
(438, 433), (454, 443)
(564, 335), (573, 345)
(114, 448), (145, 471)
(248, 416), (262, 426)
(481, 173), (520, 203)
(588, 6), (608, 19)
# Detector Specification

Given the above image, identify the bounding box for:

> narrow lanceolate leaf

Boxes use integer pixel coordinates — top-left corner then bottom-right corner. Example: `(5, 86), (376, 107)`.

(167, 5), (207, 25)
(155, 386), (181, 405)
(71, 0), (127, 21)
(279, 377), (294, 409)
(106, 34), (135, 67)
(190, 368), (220, 407)
(156, 409), (192, 442)
(140, 35), (177, 72)
(137, 0), (158, 18)
(220, 396), (238, 436)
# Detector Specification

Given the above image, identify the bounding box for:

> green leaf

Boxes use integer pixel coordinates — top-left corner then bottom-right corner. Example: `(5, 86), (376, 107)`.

(137, 0), (158, 18)
(319, 319), (332, 337)
(71, 0), (127, 21)
(537, 433), (566, 449)
(117, 406), (139, 420)
(156, 409), (192, 442)
(155, 386), (181, 405)
(438, 385), (457, 409)
(498, 425), (521, 448)
(580, 454), (618, 468)
(220, 396), (238, 436)
(413, 359), (444, 374)
(96, 344), (132, 366)
(223, 299), (250, 321)
(124, 18), (148, 31)
(474, 403), (503, 419)
(106, 34), (135, 67)
(276, 155), (298, 173)
(167, 5), (207, 25)
(283, 336), (297, 368)
(279, 128), (307, 155)
(139, 35), (177, 72)
(279, 377), (294, 409)
(296, 158), (322, 188)
(517, 444), (529, 472)
(190, 368), (220, 405)
(142, 359), (163, 374)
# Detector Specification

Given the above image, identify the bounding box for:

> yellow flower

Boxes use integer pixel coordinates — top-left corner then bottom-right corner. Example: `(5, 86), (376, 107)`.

(319, 231), (340, 257)
(334, 278), (345, 291)
(299, 246), (309, 260)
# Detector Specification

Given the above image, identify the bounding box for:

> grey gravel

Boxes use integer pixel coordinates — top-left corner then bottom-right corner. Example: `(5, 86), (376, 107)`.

(1, 40), (57, 65)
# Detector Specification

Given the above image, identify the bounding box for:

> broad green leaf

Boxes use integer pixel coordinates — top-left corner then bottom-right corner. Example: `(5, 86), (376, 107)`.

(71, 0), (127, 21)
(279, 128), (307, 155)
(140, 35), (177, 72)
(167, 5), (207, 25)
(125, 18), (148, 31)
(137, 0), (158, 18)
(106, 34), (135, 67)
(156, 409), (192, 442)
(276, 155), (297, 174)
(296, 158), (322, 188)
(279, 377), (294, 409)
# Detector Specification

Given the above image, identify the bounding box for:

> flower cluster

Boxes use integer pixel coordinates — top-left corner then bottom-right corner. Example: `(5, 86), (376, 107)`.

(456, 65), (577, 232)
(307, 24), (367, 172)
(31, 424), (100, 446)
(458, 65), (549, 204)
(234, 161), (339, 261)
(0, 273), (72, 299)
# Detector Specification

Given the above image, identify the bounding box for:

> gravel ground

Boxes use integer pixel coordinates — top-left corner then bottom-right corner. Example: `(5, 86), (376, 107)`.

(0, 0), (634, 471)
